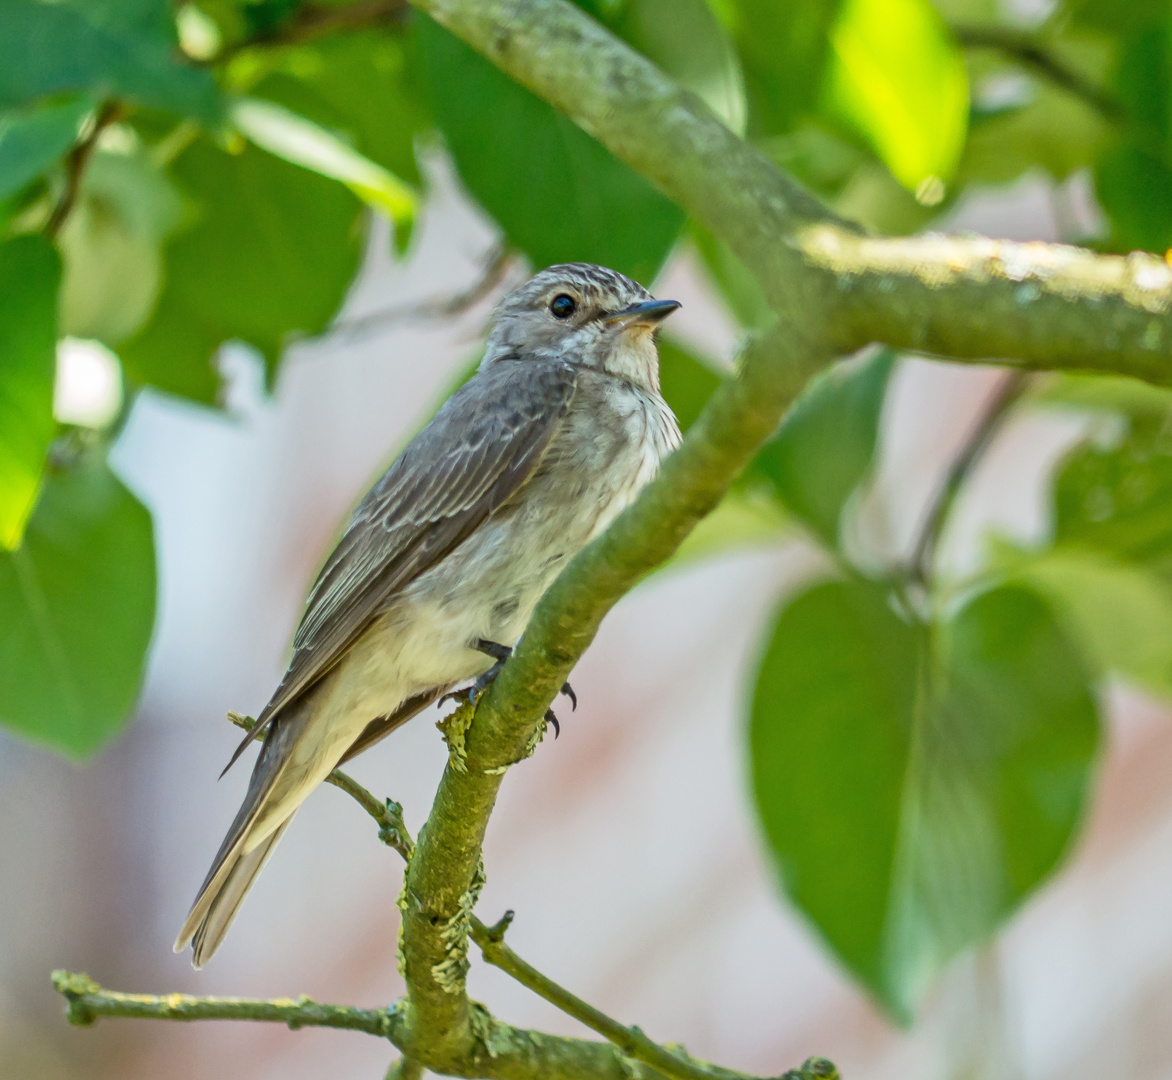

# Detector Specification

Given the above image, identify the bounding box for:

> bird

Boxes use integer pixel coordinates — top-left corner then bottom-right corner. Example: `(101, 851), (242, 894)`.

(174, 262), (682, 967)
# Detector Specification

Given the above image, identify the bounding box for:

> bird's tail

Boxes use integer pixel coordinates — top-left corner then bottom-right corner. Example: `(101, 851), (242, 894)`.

(174, 696), (328, 968)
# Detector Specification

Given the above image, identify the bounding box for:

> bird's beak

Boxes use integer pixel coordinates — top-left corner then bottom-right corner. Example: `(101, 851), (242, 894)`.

(604, 298), (681, 329)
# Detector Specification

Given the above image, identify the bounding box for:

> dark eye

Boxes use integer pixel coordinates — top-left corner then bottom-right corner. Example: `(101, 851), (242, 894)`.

(549, 294), (577, 319)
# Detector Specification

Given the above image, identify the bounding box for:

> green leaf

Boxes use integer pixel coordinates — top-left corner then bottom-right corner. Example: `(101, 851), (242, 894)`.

(822, 0), (969, 193)
(121, 137), (364, 402)
(415, 14), (684, 283)
(230, 96), (416, 236)
(247, 30), (429, 187)
(724, 0), (845, 135)
(611, 0), (746, 133)
(0, 450), (156, 757)
(0, 0), (220, 121)
(656, 335), (722, 433)
(750, 580), (1099, 1019)
(0, 95), (92, 199)
(1094, 20), (1172, 253)
(58, 146), (183, 344)
(1003, 546), (1172, 698)
(0, 235), (59, 551)
(752, 348), (895, 548)
(1052, 411), (1172, 569)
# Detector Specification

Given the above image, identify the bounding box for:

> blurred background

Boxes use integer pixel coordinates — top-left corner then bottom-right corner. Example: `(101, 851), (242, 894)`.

(5, 0), (1172, 1078)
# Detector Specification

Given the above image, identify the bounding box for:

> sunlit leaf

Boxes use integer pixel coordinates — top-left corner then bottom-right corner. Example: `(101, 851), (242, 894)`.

(0, 235), (58, 551)
(416, 14), (684, 282)
(750, 580), (1099, 1020)
(0, 95), (92, 199)
(0, 450), (155, 757)
(230, 96), (416, 238)
(823, 0), (969, 193)
(0, 0), (220, 121)
(248, 30), (429, 187)
(752, 348), (895, 548)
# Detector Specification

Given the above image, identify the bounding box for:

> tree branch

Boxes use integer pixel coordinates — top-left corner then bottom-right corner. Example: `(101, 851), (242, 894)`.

(410, 0), (1172, 380)
(228, 714), (815, 1080)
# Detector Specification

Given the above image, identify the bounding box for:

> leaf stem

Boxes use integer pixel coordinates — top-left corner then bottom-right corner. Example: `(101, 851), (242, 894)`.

(45, 101), (124, 238)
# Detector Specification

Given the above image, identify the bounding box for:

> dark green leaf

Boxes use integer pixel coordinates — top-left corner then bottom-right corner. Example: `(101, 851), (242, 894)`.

(726, 0), (844, 135)
(750, 580), (1099, 1019)
(0, 235), (59, 550)
(0, 95), (92, 199)
(690, 221), (773, 329)
(415, 14), (684, 283)
(0, 0), (220, 121)
(0, 451), (156, 757)
(121, 138), (364, 402)
(752, 348), (895, 547)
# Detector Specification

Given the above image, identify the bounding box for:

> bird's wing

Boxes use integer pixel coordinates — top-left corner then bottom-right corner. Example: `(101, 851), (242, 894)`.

(222, 358), (578, 773)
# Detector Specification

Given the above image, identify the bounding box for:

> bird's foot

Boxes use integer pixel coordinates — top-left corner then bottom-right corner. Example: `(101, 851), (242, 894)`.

(439, 639), (578, 726)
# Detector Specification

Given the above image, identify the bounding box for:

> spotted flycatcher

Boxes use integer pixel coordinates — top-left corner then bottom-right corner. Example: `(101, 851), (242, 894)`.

(175, 263), (681, 966)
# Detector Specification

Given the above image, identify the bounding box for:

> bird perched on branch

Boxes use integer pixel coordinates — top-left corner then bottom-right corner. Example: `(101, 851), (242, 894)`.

(175, 262), (681, 967)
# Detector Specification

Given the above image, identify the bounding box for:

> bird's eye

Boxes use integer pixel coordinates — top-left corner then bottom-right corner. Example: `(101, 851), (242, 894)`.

(549, 294), (577, 319)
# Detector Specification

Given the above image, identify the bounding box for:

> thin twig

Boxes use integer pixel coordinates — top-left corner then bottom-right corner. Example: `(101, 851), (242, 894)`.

(51, 970), (392, 1034)
(908, 369), (1029, 585)
(953, 24), (1124, 123)
(45, 102), (124, 238)
(329, 242), (520, 340)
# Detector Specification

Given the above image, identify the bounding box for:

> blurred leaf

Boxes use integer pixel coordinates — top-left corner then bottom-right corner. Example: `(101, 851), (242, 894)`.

(752, 348), (895, 548)
(59, 147), (183, 344)
(121, 138), (364, 402)
(0, 235), (58, 551)
(1096, 143), (1172, 254)
(1052, 411), (1172, 570)
(1030, 371), (1172, 415)
(248, 30), (429, 187)
(960, 80), (1112, 187)
(0, 450), (155, 757)
(416, 14), (683, 282)
(724, 0), (844, 135)
(0, 0), (220, 121)
(823, 0), (969, 193)
(0, 95), (92, 199)
(1003, 546), (1172, 697)
(1065, 0), (1170, 34)
(612, 0), (746, 133)
(751, 580), (1098, 1020)
(656, 335), (722, 433)
(230, 96), (416, 237)
(1094, 20), (1172, 252)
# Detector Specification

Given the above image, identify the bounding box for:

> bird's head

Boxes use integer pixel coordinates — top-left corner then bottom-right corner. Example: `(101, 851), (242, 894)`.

(483, 263), (680, 393)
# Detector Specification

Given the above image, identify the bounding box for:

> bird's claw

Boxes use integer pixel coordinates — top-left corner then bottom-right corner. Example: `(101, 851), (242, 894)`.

(544, 708), (560, 738)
